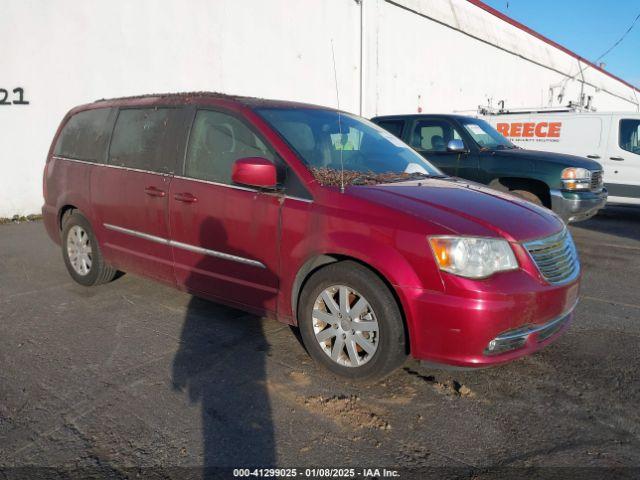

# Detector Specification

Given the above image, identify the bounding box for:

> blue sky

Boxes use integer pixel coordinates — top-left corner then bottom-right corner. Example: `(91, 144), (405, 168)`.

(482, 0), (640, 87)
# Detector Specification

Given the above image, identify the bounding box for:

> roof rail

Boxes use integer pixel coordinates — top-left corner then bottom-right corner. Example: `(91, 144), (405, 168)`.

(478, 103), (594, 116)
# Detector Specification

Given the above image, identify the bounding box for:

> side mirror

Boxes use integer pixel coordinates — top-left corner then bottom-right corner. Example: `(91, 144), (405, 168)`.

(447, 139), (467, 153)
(231, 157), (278, 189)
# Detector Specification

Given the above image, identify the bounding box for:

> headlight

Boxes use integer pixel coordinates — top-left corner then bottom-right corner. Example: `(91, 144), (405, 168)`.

(429, 236), (518, 279)
(561, 167), (591, 190)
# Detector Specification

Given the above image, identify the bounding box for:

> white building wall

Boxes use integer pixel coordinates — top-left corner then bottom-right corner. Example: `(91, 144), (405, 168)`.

(364, 0), (639, 116)
(1, 0), (638, 217)
(0, 0), (361, 218)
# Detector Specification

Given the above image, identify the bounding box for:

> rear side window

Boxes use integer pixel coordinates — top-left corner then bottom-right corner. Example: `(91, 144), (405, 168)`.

(619, 119), (640, 155)
(54, 108), (112, 162)
(109, 108), (181, 172)
(185, 110), (275, 184)
(376, 120), (404, 138)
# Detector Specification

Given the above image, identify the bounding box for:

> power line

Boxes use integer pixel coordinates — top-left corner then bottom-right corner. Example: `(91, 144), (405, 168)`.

(594, 12), (640, 64)
(557, 11), (640, 96)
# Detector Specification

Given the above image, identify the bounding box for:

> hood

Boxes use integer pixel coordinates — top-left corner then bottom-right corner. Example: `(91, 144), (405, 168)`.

(348, 177), (564, 242)
(492, 148), (602, 170)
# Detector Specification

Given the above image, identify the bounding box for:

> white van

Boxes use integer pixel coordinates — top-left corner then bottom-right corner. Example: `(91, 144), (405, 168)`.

(483, 110), (640, 206)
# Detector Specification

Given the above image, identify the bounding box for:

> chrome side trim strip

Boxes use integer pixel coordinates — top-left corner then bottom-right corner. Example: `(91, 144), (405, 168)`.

(170, 240), (266, 268)
(173, 175), (258, 193)
(284, 195), (314, 203)
(53, 156), (169, 177)
(103, 223), (266, 268)
(104, 223), (169, 245)
(53, 156), (103, 167)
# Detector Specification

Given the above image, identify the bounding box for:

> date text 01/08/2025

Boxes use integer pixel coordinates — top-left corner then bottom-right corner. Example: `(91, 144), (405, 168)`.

(232, 468), (400, 477)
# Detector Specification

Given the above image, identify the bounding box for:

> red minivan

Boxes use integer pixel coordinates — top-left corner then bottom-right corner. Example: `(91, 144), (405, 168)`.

(43, 93), (580, 380)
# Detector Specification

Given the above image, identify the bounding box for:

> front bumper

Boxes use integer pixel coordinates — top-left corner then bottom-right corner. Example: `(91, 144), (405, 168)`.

(550, 188), (607, 223)
(484, 301), (576, 356)
(397, 269), (580, 368)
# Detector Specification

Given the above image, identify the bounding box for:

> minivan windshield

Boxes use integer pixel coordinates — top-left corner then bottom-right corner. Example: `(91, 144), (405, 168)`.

(257, 108), (443, 185)
(462, 119), (516, 150)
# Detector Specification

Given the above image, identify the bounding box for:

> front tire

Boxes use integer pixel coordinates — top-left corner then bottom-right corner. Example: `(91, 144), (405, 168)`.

(61, 211), (117, 286)
(511, 189), (543, 206)
(298, 261), (407, 381)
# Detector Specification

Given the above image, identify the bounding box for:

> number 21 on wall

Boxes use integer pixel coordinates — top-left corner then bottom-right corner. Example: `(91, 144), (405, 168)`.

(0, 88), (29, 105)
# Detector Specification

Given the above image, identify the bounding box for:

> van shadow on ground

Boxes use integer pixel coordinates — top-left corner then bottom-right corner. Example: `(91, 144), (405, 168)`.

(171, 218), (277, 473)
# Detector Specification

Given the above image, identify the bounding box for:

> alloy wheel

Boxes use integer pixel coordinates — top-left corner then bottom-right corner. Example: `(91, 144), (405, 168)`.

(66, 225), (93, 276)
(312, 285), (379, 367)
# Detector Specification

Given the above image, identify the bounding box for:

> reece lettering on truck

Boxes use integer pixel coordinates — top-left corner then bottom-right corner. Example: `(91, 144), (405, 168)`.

(496, 122), (562, 138)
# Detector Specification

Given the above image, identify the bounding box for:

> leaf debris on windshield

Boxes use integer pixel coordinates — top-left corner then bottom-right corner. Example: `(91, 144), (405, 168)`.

(310, 167), (428, 186)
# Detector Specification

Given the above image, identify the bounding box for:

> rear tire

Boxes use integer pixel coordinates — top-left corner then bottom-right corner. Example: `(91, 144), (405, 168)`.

(61, 211), (117, 286)
(511, 189), (543, 206)
(298, 261), (407, 381)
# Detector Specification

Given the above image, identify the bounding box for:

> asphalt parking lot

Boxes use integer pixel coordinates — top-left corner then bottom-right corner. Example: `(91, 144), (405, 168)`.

(1, 207), (639, 479)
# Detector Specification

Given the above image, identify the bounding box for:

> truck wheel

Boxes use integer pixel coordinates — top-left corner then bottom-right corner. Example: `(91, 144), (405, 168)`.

(511, 189), (543, 206)
(298, 260), (407, 381)
(61, 211), (117, 286)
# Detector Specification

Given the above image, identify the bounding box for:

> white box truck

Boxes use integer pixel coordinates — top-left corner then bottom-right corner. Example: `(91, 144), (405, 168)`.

(482, 109), (640, 206)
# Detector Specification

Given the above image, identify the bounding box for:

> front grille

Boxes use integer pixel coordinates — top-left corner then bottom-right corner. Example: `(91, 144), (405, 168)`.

(524, 229), (580, 285)
(590, 170), (603, 191)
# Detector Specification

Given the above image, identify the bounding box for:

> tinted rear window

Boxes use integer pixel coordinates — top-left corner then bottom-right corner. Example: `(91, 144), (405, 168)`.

(109, 108), (181, 172)
(375, 119), (404, 138)
(54, 108), (112, 162)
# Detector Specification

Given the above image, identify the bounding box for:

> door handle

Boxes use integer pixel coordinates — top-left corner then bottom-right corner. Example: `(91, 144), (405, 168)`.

(144, 186), (166, 197)
(610, 156), (624, 161)
(586, 154), (600, 159)
(174, 192), (198, 203)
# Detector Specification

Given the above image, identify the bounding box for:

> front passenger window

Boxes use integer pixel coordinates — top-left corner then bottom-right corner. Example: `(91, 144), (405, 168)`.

(411, 121), (462, 153)
(185, 110), (275, 184)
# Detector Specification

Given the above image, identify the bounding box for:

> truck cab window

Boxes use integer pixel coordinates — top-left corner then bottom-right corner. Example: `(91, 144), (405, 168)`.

(620, 119), (640, 155)
(412, 121), (462, 152)
(376, 120), (404, 138)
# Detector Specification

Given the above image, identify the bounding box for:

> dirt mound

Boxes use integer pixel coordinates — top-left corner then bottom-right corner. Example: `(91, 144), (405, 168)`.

(300, 395), (390, 430)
